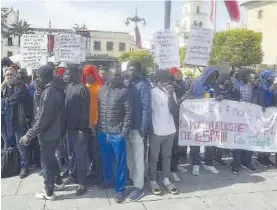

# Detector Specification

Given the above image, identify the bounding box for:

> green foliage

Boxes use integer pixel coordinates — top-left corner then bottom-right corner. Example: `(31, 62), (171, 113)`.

(179, 47), (186, 66)
(119, 50), (154, 72)
(209, 29), (263, 68)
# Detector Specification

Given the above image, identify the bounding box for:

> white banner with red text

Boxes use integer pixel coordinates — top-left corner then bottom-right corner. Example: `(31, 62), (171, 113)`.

(178, 99), (277, 152)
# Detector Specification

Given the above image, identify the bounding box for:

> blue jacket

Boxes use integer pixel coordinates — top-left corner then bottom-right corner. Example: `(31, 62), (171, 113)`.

(254, 70), (277, 107)
(192, 66), (219, 98)
(130, 78), (151, 136)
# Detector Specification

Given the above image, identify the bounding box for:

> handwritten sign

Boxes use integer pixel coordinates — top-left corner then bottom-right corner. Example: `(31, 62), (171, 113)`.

(185, 26), (214, 66)
(153, 30), (180, 69)
(179, 99), (277, 152)
(55, 34), (85, 64)
(20, 34), (48, 71)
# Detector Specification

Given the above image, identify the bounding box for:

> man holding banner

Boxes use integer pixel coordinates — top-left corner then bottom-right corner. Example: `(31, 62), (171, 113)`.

(190, 66), (221, 175)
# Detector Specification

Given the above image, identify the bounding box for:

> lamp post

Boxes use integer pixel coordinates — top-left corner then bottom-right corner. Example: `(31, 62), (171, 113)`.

(125, 7), (146, 28)
(164, 0), (172, 29)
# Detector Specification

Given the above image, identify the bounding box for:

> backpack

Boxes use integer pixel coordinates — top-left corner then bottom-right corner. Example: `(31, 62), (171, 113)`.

(1, 147), (21, 178)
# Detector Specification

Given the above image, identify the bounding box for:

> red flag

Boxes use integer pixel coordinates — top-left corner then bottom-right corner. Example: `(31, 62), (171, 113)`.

(210, 0), (215, 23)
(224, 0), (240, 22)
(134, 26), (142, 49)
(48, 34), (54, 52)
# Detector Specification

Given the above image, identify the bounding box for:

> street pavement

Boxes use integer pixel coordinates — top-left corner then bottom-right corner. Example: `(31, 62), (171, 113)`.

(2, 158), (277, 210)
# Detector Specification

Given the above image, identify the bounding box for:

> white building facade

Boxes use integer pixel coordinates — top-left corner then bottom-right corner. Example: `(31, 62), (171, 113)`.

(1, 7), (20, 58)
(175, 1), (210, 47)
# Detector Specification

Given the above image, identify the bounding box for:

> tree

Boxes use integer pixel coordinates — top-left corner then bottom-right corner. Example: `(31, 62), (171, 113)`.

(119, 50), (154, 72)
(209, 29), (263, 70)
(179, 47), (186, 66)
(9, 19), (34, 46)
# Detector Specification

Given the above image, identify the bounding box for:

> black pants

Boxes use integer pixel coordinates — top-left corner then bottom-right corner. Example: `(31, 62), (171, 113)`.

(190, 146), (200, 165)
(39, 138), (60, 196)
(232, 150), (253, 167)
(66, 130), (88, 186)
(170, 133), (187, 172)
(87, 128), (103, 183)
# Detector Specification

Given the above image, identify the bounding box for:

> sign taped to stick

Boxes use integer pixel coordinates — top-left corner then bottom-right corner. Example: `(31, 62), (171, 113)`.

(153, 30), (180, 69)
(185, 26), (214, 67)
(20, 34), (48, 71)
(179, 99), (277, 152)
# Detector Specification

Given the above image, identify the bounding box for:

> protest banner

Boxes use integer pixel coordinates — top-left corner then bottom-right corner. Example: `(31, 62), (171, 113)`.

(54, 34), (85, 64)
(20, 34), (48, 73)
(185, 26), (214, 67)
(153, 29), (180, 69)
(179, 99), (277, 152)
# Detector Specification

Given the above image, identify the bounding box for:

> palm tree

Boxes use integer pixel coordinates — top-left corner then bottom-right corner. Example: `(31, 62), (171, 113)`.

(9, 19), (34, 46)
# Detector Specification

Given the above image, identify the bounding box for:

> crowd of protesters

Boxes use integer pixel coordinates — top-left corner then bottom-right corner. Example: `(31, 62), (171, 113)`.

(1, 56), (277, 203)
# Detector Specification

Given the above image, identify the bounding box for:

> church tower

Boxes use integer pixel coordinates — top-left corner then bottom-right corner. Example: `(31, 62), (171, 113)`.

(175, 1), (210, 47)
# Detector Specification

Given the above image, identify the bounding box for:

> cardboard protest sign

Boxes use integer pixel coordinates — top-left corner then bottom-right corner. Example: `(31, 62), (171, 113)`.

(185, 26), (214, 67)
(179, 99), (277, 152)
(153, 30), (180, 69)
(55, 34), (85, 64)
(20, 34), (48, 72)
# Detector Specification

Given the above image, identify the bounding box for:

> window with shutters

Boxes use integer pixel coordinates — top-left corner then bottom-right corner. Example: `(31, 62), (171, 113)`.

(106, 42), (113, 51)
(8, 37), (13, 46)
(94, 41), (101, 51)
(119, 43), (126, 52)
(196, 6), (200, 13)
(7, 51), (13, 57)
(258, 10), (263, 19)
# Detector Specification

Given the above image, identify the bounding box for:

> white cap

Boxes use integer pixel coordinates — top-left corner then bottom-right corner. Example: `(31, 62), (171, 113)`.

(58, 61), (68, 68)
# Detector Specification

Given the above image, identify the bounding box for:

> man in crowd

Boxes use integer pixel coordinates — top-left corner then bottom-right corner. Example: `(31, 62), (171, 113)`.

(215, 72), (242, 174)
(255, 70), (276, 167)
(149, 69), (179, 196)
(232, 68), (257, 172)
(98, 68), (132, 203)
(19, 64), (65, 200)
(1, 57), (13, 83)
(81, 64), (104, 184)
(126, 61), (151, 200)
(168, 67), (189, 182)
(1, 66), (33, 178)
(62, 65), (90, 196)
(190, 66), (220, 175)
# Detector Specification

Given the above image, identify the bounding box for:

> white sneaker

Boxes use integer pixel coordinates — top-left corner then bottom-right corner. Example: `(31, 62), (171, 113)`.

(192, 165), (200, 176)
(170, 172), (181, 182)
(54, 183), (65, 191)
(177, 165), (188, 173)
(203, 165), (220, 174)
(35, 191), (56, 201)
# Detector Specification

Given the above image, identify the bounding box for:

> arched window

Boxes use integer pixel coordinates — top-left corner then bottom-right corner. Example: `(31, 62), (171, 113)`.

(193, 20), (197, 26)
(199, 21), (203, 27)
(196, 6), (200, 13)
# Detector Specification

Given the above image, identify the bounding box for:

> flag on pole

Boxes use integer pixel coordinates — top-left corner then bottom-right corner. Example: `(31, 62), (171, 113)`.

(210, 0), (215, 23)
(224, 0), (240, 22)
(134, 26), (142, 49)
(210, 0), (240, 23)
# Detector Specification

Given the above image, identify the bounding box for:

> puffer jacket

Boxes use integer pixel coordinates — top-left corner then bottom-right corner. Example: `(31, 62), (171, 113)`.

(98, 82), (132, 136)
(26, 77), (65, 142)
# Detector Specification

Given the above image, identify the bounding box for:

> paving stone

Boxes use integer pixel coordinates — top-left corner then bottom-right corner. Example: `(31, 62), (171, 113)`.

(1, 178), (21, 196)
(1, 195), (45, 210)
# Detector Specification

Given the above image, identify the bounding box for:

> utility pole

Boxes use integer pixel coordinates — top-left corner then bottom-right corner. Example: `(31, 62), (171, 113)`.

(125, 7), (146, 28)
(164, 0), (172, 29)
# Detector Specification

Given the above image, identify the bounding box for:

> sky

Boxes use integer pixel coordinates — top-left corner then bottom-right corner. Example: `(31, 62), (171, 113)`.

(2, 0), (248, 47)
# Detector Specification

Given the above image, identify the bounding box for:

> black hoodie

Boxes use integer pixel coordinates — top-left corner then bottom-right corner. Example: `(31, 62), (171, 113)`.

(26, 77), (66, 142)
